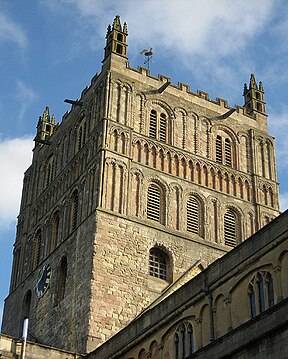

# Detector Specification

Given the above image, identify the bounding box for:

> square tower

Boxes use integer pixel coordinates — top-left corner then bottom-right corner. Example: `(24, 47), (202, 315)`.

(1, 16), (280, 354)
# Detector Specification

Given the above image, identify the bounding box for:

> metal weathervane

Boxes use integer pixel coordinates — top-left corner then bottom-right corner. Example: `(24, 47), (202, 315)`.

(140, 48), (153, 69)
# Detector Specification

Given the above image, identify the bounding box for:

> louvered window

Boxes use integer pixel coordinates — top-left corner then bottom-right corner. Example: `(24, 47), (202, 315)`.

(224, 210), (237, 247)
(147, 184), (161, 222)
(225, 138), (232, 166)
(149, 110), (169, 143)
(216, 135), (222, 163)
(149, 110), (157, 139)
(34, 230), (42, 268)
(71, 191), (79, 231)
(159, 113), (167, 142)
(187, 197), (200, 235)
(149, 248), (167, 280)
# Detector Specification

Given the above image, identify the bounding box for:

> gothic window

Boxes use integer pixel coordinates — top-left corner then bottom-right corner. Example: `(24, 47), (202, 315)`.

(71, 190), (79, 231)
(187, 196), (202, 236)
(248, 271), (274, 318)
(215, 134), (234, 167)
(149, 248), (168, 280)
(33, 229), (42, 269)
(50, 211), (60, 253)
(149, 110), (169, 143)
(174, 322), (194, 358)
(147, 183), (164, 224)
(248, 283), (256, 318)
(175, 333), (180, 359)
(224, 209), (238, 247)
(57, 256), (67, 302)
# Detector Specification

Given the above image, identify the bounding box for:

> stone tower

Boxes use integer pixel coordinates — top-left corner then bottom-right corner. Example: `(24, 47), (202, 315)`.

(1, 16), (280, 354)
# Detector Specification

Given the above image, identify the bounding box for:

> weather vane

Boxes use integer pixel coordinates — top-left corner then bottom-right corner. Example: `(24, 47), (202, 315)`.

(140, 48), (153, 69)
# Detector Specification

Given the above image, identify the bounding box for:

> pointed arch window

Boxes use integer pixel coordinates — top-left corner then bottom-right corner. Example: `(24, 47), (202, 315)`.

(248, 271), (274, 318)
(147, 183), (164, 224)
(149, 110), (169, 143)
(149, 248), (168, 280)
(224, 209), (237, 247)
(186, 196), (201, 236)
(174, 322), (194, 358)
(248, 283), (256, 318)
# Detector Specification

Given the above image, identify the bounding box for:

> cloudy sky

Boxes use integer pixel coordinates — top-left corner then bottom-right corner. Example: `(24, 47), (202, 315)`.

(1, 0), (288, 325)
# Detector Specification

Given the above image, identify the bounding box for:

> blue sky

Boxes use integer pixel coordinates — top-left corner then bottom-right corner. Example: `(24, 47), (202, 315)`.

(1, 0), (288, 326)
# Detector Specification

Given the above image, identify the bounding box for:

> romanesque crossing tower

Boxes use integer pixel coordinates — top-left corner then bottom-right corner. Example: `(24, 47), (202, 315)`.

(1, 16), (280, 354)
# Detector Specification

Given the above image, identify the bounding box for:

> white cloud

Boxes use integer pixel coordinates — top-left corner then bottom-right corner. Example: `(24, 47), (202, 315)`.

(0, 12), (27, 49)
(268, 108), (288, 170)
(0, 136), (33, 230)
(44, 0), (274, 57)
(16, 81), (38, 122)
(280, 192), (288, 212)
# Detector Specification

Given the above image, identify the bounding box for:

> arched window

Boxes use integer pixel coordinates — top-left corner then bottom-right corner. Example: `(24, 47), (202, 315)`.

(248, 271), (274, 318)
(174, 322), (194, 358)
(159, 113), (167, 142)
(187, 196), (201, 236)
(149, 110), (157, 139)
(216, 135), (222, 163)
(149, 110), (169, 143)
(149, 248), (168, 280)
(267, 273), (274, 308)
(225, 138), (232, 166)
(33, 229), (42, 269)
(188, 323), (194, 355)
(224, 209), (237, 247)
(51, 211), (60, 253)
(20, 290), (31, 336)
(147, 183), (164, 224)
(248, 283), (256, 318)
(57, 256), (67, 302)
(215, 134), (234, 167)
(174, 332), (180, 359)
(257, 274), (265, 312)
(71, 190), (79, 231)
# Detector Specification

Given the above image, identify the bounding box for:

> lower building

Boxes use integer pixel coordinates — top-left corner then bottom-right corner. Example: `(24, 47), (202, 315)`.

(1, 209), (287, 358)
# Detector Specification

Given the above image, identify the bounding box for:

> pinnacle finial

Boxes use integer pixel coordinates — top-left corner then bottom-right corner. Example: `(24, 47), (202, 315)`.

(243, 83), (248, 96)
(259, 81), (264, 92)
(249, 74), (257, 90)
(112, 15), (122, 31)
(43, 106), (50, 122)
(123, 22), (128, 35)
